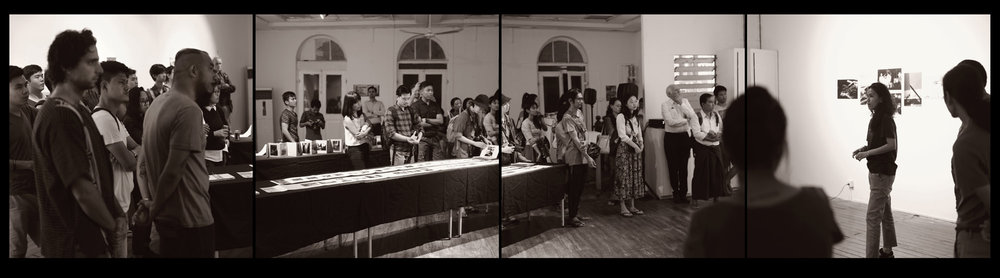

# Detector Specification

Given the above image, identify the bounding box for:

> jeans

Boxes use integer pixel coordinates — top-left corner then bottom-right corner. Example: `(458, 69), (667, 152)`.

(392, 150), (413, 166)
(566, 164), (587, 220)
(9, 194), (40, 258)
(663, 132), (692, 199)
(156, 220), (215, 258)
(109, 217), (127, 258)
(955, 229), (990, 258)
(347, 143), (370, 170)
(866, 173), (898, 258)
(417, 138), (444, 162)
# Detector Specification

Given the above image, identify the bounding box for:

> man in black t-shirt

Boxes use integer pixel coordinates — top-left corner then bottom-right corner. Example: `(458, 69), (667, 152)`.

(410, 81), (445, 162)
(10, 66), (41, 258)
(33, 29), (122, 258)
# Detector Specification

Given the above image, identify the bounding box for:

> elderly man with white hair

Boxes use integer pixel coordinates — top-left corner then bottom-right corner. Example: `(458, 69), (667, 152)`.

(661, 84), (698, 204)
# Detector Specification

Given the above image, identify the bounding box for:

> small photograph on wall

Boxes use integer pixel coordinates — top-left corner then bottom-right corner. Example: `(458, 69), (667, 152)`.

(891, 92), (903, 115)
(859, 85), (869, 105)
(606, 85), (617, 101)
(837, 79), (858, 99)
(877, 68), (902, 90)
(903, 72), (923, 106)
(355, 84), (380, 97)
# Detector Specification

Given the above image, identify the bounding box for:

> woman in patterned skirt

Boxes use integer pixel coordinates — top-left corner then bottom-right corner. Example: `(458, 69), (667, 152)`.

(615, 93), (646, 217)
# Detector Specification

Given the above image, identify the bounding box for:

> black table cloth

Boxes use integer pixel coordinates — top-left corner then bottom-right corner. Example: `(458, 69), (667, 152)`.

(501, 165), (567, 218)
(208, 164), (253, 250)
(254, 149), (390, 180)
(227, 140), (254, 165)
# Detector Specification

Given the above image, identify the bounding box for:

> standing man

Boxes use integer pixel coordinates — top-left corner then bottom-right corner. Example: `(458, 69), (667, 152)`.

(33, 29), (121, 258)
(23, 64), (46, 107)
(141, 48), (217, 257)
(661, 84), (697, 204)
(279, 91), (299, 142)
(213, 57), (236, 124)
(384, 85), (422, 165)
(9, 66), (41, 258)
(362, 86), (385, 148)
(91, 61), (139, 258)
(410, 81), (445, 162)
(149, 64), (168, 98)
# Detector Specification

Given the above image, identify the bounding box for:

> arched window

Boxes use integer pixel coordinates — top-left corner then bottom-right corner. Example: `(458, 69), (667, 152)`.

(398, 36), (447, 103)
(537, 37), (587, 113)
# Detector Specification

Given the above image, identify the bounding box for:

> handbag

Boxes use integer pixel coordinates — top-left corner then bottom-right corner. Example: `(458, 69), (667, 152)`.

(597, 135), (611, 154)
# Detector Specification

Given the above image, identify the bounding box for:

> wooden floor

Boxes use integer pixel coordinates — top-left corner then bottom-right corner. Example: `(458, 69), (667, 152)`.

(501, 186), (708, 258)
(278, 203), (500, 258)
(14, 232), (251, 258)
(830, 199), (955, 258)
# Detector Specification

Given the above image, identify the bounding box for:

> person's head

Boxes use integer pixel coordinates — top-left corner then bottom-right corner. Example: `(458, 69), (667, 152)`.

(213, 57), (223, 70)
(500, 93), (511, 115)
(9, 66), (28, 106)
(489, 96), (500, 112)
(22, 64), (44, 93)
(98, 60), (135, 104)
(395, 84), (413, 107)
(210, 86), (220, 105)
(727, 87), (783, 175)
(126, 86), (149, 117)
(699, 93), (716, 113)
(149, 64), (167, 84)
(558, 88), (584, 121)
(165, 65), (174, 84)
(521, 93), (540, 116)
(173, 48), (217, 100)
(665, 84), (681, 102)
(713, 85), (728, 105)
(126, 72), (138, 92)
(865, 82), (894, 116)
(957, 59), (987, 88)
(308, 98), (321, 113)
(606, 97), (622, 117)
(471, 94), (490, 115)
(943, 63), (990, 131)
(282, 91), (297, 108)
(417, 81), (434, 101)
(451, 97), (462, 111)
(622, 94), (641, 121)
(47, 29), (101, 92)
(463, 97), (473, 111)
(343, 95), (362, 118)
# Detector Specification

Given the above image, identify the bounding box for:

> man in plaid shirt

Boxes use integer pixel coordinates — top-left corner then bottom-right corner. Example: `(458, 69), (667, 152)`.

(384, 84), (422, 165)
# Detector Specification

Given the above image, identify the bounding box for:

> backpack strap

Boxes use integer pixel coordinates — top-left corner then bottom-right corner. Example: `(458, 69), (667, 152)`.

(51, 98), (102, 195)
(92, 107), (121, 132)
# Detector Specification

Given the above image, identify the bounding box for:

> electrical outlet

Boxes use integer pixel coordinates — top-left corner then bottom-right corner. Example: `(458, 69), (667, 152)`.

(848, 180), (854, 190)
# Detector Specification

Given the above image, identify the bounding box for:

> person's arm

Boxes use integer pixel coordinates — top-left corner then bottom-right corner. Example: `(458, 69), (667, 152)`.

(150, 149), (190, 219)
(521, 119), (535, 145)
(564, 120), (596, 167)
(383, 108), (410, 143)
(691, 113), (709, 141)
(662, 102), (687, 127)
(106, 142), (137, 172)
(281, 122), (294, 142)
(344, 117), (365, 137)
(617, 114), (639, 151)
(49, 110), (115, 231)
(125, 136), (139, 151)
(454, 115), (485, 148)
(859, 120), (897, 158)
(317, 115), (326, 129)
(299, 113), (309, 128)
(69, 174), (116, 231)
(428, 113), (444, 125)
(483, 115), (498, 137)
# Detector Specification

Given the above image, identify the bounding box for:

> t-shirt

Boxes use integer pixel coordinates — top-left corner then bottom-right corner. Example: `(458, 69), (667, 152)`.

(747, 187), (843, 258)
(864, 113), (898, 175)
(411, 99), (445, 140)
(9, 104), (37, 196)
(141, 92), (213, 228)
(299, 110), (325, 141)
(280, 108), (299, 142)
(92, 107), (134, 215)
(449, 110), (479, 158)
(684, 201), (746, 258)
(557, 112), (588, 166)
(34, 98), (119, 258)
(952, 124), (990, 230)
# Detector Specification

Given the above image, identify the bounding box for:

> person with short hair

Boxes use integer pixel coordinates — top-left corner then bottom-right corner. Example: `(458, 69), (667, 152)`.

(384, 85), (422, 165)
(9, 65), (41, 258)
(148, 64), (168, 98)
(410, 81), (445, 162)
(91, 60), (138, 258)
(853, 82), (899, 258)
(212, 57), (236, 124)
(22, 64), (46, 107)
(942, 62), (991, 258)
(34, 29), (121, 258)
(299, 98), (325, 141)
(279, 91), (299, 142)
(661, 84), (697, 204)
(139, 48), (217, 257)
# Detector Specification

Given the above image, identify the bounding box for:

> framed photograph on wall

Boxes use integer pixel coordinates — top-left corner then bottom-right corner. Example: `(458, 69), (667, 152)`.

(838, 79), (858, 99)
(877, 68), (902, 90)
(354, 84), (379, 97)
(605, 85), (617, 101)
(891, 92), (903, 115)
(859, 84), (869, 105)
(330, 139), (344, 153)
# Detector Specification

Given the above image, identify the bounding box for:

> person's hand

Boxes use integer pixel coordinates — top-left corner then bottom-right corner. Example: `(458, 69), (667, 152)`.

(214, 129), (230, 138)
(501, 145), (515, 154)
(852, 146), (865, 157)
(853, 151), (869, 161)
(586, 156), (597, 168)
(203, 123), (210, 135)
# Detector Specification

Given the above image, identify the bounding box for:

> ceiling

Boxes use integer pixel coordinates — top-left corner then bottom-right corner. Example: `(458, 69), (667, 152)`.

(501, 14), (641, 32)
(255, 14), (499, 30)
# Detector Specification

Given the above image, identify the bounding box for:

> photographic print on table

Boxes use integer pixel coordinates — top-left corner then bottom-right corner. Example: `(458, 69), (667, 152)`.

(268, 143), (279, 157)
(330, 139), (344, 153)
(877, 68), (902, 90)
(315, 140), (328, 152)
(355, 84), (380, 97)
(838, 79), (858, 99)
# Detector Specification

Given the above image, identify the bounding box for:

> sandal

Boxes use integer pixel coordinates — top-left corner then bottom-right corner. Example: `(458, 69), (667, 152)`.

(620, 210), (634, 217)
(629, 209), (644, 215)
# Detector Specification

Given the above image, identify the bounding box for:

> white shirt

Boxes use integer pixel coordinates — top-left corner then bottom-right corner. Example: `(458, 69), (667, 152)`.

(616, 113), (642, 143)
(691, 110), (722, 147)
(362, 99), (384, 125)
(92, 107), (133, 213)
(204, 105), (224, 162)
(344, 115), (368, 147)
(661, 97), (697, 133)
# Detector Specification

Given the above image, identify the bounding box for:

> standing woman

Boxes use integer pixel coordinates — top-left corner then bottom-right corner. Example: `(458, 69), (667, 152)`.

(343, 96), (372, 170)
(602, 98), (622, 204)
(852, 82), (899, 258)
(615, 94), (645, 217)
(124, 87), (151, 145)
(942, 63), (990, 258)
(556, 88), (597, 227)
(520, 93), (550, 163)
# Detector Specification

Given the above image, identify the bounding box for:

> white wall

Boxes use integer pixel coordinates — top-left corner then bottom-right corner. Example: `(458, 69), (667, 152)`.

(640, 15), (745, 118)
(501, 27), (641, 124)
(761, 14), (990, 221)
(255, 26), (499, 142)
(9, 14), (253, 132)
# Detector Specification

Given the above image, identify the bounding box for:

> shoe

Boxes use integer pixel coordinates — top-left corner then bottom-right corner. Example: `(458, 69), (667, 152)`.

(629, 208), (644, 215)
(567, 219), (585, 228)
(879, 248), (894, 258)
(576, 216), (592, 221)
(620, 211), (633, 218)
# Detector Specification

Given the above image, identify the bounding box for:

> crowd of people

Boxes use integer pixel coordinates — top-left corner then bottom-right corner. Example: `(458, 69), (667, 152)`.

(9, 28), (238, 258)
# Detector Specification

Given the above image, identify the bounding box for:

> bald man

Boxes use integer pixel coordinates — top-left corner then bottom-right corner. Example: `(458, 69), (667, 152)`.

(140, 48), (217, 258)
(213, 57), (236, 124)
(661, 84), (698, 204)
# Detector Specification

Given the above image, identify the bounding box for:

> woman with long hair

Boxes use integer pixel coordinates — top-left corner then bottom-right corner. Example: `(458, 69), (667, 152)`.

(343, 95), (372, 170)
(601, 98), (622, 204)
(852, 82), (899, 258)
(614, 93), (646, 217)
(519, 93), (549, 162)
(555, 88), (597, 227)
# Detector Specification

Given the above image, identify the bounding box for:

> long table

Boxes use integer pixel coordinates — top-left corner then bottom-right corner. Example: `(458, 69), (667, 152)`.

(254, 158), (499, 258)
(207, 164), (253, 250)
(501, 164), (568, 221)
(254, 149), (390, 180)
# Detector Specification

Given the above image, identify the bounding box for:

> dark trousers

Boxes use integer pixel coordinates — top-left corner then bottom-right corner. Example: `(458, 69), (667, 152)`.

(566, 164), (588, 220)
(347, 143), (371, 170)
(129, 176), (153, 257)
(155, 220), (215, 258)
(663, 131), (692, 199)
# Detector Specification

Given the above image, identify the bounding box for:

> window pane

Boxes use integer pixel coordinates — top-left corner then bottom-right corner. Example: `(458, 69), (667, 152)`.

(430, 40), (445, 60)
(315, 39), (330, 61)
(553, 41), (568, 63)
(330, 41), (346, 61)
(416, 38), (430, 60)
(538, 43), (553, 63)
(400, 40), (416, 60)
(568, 45), (584, 63)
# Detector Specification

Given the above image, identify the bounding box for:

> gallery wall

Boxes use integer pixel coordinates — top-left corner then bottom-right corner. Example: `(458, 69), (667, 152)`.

(760, 14), (990, 221)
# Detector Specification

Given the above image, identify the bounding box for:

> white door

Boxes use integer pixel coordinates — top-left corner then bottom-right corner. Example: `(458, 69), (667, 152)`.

(295, 71), (344, 141)
(750, 49), (787, 182)
(398, 69), (446, 105)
